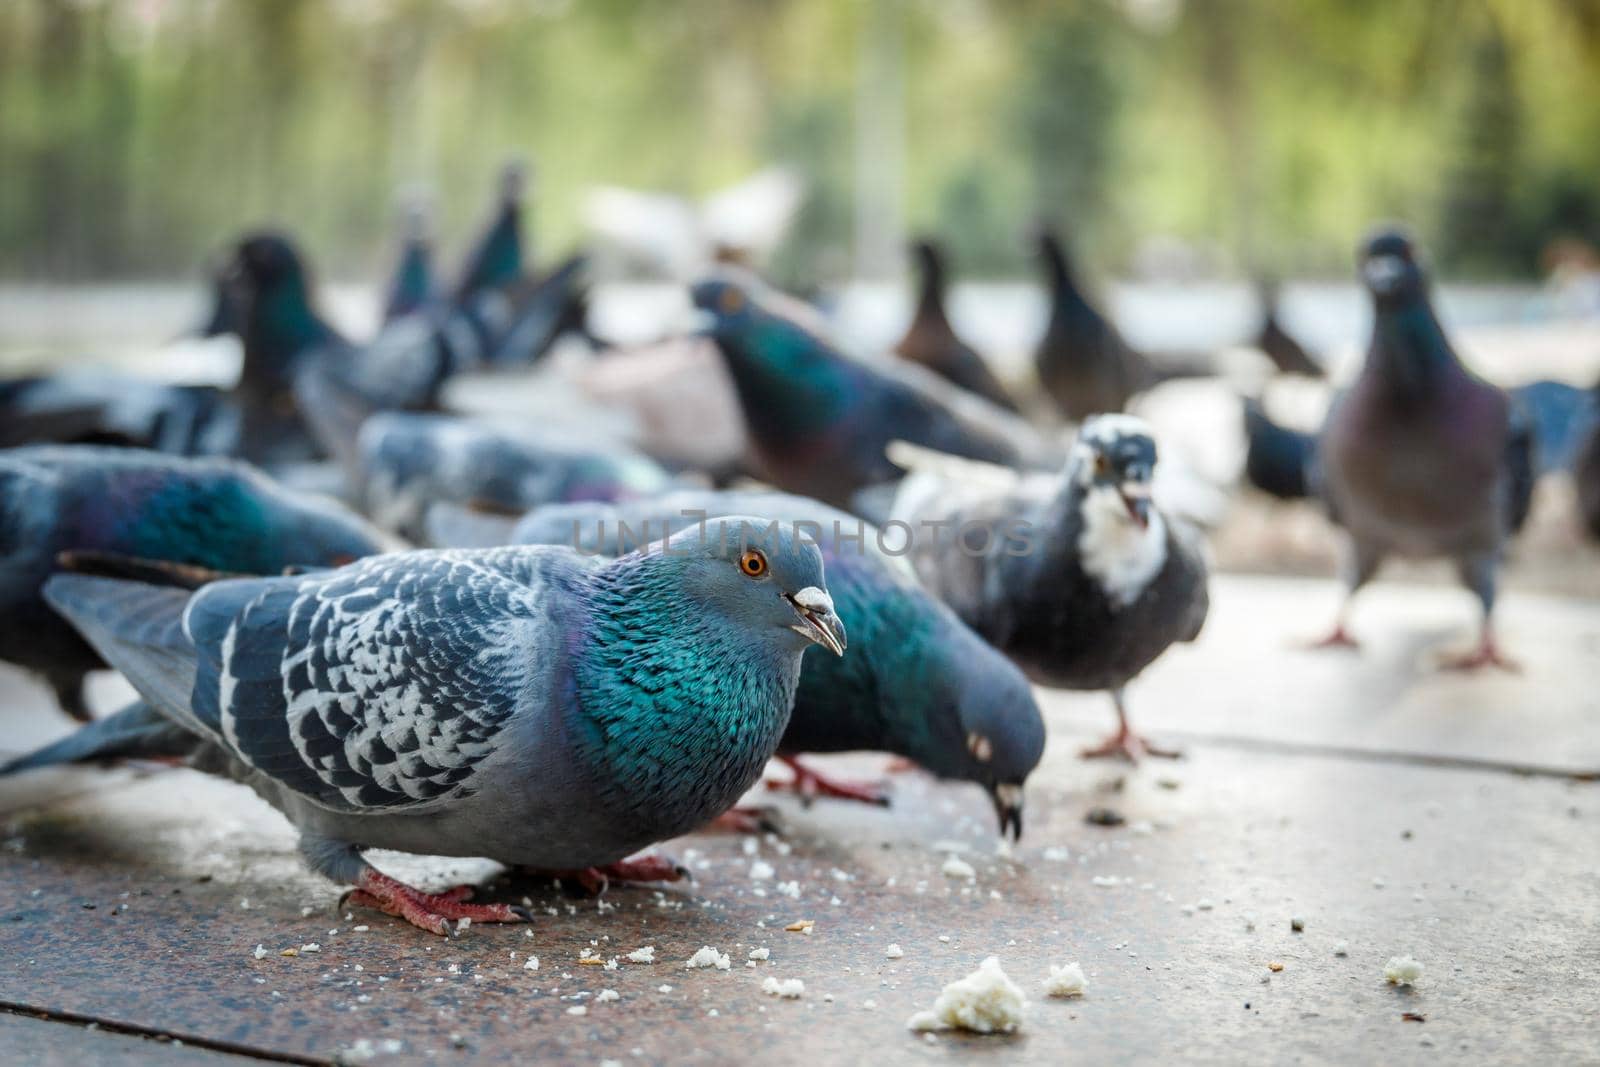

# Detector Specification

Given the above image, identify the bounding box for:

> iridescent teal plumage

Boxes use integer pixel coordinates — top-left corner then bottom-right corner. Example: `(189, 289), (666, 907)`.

(691, 275), (1045, 509)
(0, 445), (387, 721)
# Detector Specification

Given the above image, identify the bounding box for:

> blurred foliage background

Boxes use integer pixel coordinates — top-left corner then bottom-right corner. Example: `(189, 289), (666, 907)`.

(1, 0), (1597, 284)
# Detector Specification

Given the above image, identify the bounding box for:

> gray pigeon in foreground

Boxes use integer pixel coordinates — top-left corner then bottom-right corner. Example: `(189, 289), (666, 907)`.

(467, 489), (1045, 839)
(889, 414), (1209, 761)
(32, 519), (843, 934)
(1313, 227), (1533, 669)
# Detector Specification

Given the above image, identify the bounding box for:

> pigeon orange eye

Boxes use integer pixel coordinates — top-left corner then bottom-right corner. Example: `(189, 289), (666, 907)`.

(719, 288), (745, 314)
(1094, 454), (1111, 476)
(738, 549), (768, 577)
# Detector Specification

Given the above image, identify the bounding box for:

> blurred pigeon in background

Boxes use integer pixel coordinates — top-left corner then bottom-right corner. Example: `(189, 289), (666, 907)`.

(692, 273), (1053, 509)
(1312, 227), (1533, 669)
(381, 197), (437, 325)
(1252, 278), (1325, 378)
(893, 238), (1019, 412)
(0, 445), (389, 721)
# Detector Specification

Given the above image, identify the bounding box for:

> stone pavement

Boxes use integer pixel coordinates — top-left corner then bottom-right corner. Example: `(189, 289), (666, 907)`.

(0, 574), (1595, 1065)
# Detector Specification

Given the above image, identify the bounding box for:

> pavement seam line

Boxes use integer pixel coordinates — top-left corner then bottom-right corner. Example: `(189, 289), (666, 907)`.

(0, 1002), (332, 1066)
(1162, 731), (1600, 781)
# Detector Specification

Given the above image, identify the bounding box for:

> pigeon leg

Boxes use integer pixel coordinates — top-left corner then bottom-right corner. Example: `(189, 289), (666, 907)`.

(1440, 558), (1519, 671)
(766, 754), (891, 807)
(1306, 542), (1382, 651)
(1080, 689), (1181, 762)
(48, 672), (93, 724)
(345, 867), (532, 936)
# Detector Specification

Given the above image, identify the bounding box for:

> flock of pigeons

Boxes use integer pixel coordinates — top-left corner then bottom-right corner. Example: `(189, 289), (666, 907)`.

(1, 164), (1596, 936)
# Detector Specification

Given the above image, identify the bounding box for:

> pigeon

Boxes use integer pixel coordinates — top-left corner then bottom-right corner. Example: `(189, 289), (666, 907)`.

(1033, 230), (1215, 421)
(382, 199), (437, 325)
(1253, 279), (1325, 377)
(345, 411), (674, 542)
(0, 445), (390, 722)
(30, 518), (844, 934)
(888, 414), (1209, 761)
(1312, 226), (1533, 669)
(450, 489), (1045, 838)
(221, 233), (584, 461)
(893, 239), (1019, 412)
(691, 272), (1052, 509)
(1034, 229), (1154, 420)
(1242, 397), (1319, 500)
(0, 373), (236, 455)
(452, 160), (528, 307)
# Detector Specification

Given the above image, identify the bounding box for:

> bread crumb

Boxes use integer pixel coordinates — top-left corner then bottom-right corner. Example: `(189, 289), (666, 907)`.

(625, 946), (656, 963)
(1333, 941), (1349, 957)
(1267, 961), (1284, 973)
(784, 920), (814, 933)
(1042, 962), (1087, 998)
(776, 881), (801, 899)
(762, 977), (805, 999)
(1290, 916), (1305, 932)
(252, 945), (267, 960)
(750, 860), (775, 880)
(523, 957), (540, 971)
(749, 947), (770, 961)
(906, 956), (1025, 1034)
(300, 943), (321, 953)
(686, 946), (732, 970)
(1383, 956), (1423, 985)
(941, 856), (977, 880)
(885, 944), (904, 959)
(567, 1005), (587, 1016)
(596, 989), (620, 1003)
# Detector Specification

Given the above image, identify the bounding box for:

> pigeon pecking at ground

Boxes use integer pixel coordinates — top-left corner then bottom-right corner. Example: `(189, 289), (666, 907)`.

(888, 414), (1209, 762)
(691, 272), (1052, 510)
(0, 445), (390, 722)
(443, 488), (1046, 839)
(893, 238), (1019, 412)
(1312, 226), (1534, 669)
(21, 517), (844, 934)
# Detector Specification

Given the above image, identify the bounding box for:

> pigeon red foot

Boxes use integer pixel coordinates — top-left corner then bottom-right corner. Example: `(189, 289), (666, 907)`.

(766, 754), (890, 807)
(1438, 628), (1520, 673)
(1305, 624), (1361, 651)
(1080, 722), (1181, 763)
(345, 867), (532, 936)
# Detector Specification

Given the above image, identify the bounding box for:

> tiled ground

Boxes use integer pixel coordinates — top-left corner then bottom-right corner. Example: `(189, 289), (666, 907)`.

(1, 574), (1596, 1065)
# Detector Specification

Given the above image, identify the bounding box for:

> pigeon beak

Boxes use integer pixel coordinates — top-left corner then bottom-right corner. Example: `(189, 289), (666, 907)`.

(991, 783), (1024, 842)
(1118, 483), (1152, 530)
(786, 586), (846, 657)
(1363, 254), (1406, 295)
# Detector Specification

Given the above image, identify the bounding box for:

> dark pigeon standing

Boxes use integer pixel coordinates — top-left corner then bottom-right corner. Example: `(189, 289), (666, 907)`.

(691, 273), (1051, 510)
(1253, 279), (1325, 377)
(20, 519), (843, 934)
(1034, 229), (1154, 421)
(382, 199), (437, 325)
(890, 414), (1209, 761)
(1312, 227), (1533, 669)
(0, 445), (390, 721)
(465, 489), (1045, 839)
(894, 239), (1019, 412)
(452, 160), (528, 308)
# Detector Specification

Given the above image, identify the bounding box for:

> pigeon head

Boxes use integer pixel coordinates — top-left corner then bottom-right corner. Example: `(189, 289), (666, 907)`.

(231, 232), (310, 293)
(499, 157), (530, 205)
(197, 256), (247, 339)
(1359, 226), (1426, 303)
(945, 642), (1045, 842)
(1072, 413), (1158, 529)
(642, 515), (845, 659)
(690, 277), (759, 335)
